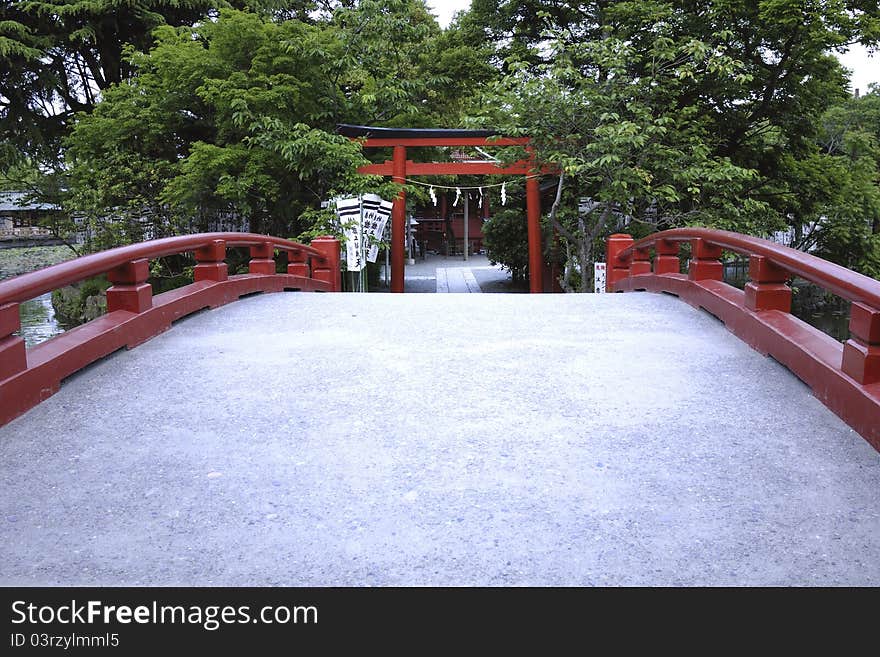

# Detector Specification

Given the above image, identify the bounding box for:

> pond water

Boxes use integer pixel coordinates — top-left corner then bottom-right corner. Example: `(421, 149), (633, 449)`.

(17, 292), (65, 347)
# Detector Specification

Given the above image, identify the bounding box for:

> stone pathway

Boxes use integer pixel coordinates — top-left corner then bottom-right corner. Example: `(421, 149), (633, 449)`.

(378, 254), (514, 293)
(435, 267), (482, 293)
(2, 292), (878, 585)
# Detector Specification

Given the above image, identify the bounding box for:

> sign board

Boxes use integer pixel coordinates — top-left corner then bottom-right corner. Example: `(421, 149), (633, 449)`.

(336, 197), (363, 271)
(362, 194), (393, 263)
(594, 262), (606, 293)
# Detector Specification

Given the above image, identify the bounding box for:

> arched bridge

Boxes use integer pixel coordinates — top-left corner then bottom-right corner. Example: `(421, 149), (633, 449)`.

(1, 229), (878, 586)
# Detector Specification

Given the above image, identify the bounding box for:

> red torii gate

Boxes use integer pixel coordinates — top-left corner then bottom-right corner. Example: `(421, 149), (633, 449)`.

(338, 124), (545, 293)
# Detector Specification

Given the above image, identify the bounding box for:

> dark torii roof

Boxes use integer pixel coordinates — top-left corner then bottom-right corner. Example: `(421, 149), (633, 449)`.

(337, 124), (499, 139)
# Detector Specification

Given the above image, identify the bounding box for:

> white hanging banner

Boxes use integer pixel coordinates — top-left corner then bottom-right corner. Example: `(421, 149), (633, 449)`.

(363, 194), (393, 263)
(594, 262), (607, 293)
(336, 196), (364, 271)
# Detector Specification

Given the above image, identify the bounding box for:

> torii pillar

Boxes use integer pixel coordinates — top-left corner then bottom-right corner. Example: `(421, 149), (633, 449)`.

(526, 174), (542, 294)
(392, 145), (406, 293)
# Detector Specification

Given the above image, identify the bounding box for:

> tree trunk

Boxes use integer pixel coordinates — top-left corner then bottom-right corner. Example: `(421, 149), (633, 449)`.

(562, 240), (574, 292)
(577, 211), (589, 293)
(547, 173), (565, 291)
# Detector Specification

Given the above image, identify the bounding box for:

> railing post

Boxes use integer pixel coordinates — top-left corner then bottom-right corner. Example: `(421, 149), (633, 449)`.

(249, 241), (275, 275)
(631, 247), (651, 276)
(688, 238), (723, 281)
(842, 302), (880, 384)
(287, 249), (310, 277)
(194, 239), (228, 282)
(310, 236), (342, 292)
(744, 255), (790, 312)
(605, 233), (634, 292)
(106, 259), (152, 313)
(0, 303), (27, 381)
(654, 239), (680, 274)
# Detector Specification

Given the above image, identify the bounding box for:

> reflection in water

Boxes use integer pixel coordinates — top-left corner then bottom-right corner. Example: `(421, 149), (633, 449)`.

(17, 292), (64, 347)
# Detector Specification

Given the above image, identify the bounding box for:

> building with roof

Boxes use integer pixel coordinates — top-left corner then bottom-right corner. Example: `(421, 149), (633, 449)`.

(0, 192), (60, 240)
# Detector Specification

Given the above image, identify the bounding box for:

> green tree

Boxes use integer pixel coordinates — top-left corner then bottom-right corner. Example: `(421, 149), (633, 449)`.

(806, 88), (880, 276)
(0, 0), (224, 167)
(470, 0), (880, 287)
(64, 9), (376, 248)
(482, 2), (767, 291)
(483, 204), (529, 282)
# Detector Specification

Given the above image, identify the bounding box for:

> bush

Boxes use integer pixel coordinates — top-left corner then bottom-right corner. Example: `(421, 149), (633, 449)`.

(51, 276), (111, 328)
(482, 208), (529, 282)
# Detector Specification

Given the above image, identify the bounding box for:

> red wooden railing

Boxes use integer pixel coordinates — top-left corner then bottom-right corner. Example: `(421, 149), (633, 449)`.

(606, 228), (880, 451)
(0, 233), (341, 427)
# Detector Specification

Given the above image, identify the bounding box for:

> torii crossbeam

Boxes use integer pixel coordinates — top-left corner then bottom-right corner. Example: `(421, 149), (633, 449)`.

(339, 124), (545, 293)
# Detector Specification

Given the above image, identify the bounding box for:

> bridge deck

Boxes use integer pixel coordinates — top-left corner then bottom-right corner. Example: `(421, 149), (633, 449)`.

(2, 292), (879, 585)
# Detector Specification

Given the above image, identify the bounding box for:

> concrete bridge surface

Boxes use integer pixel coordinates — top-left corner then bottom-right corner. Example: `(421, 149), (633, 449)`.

(1, 292), (879, 586)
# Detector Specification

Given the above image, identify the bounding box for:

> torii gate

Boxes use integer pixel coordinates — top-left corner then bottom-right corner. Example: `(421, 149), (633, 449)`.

(338, 124), (545, 293)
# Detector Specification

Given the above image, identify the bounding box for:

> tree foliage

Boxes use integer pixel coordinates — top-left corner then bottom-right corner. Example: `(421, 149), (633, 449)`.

(61, 1), (497, 249)
(0, 0), (223, 165)
(1, 0), (878, 282)
(472, 0), (880, 284)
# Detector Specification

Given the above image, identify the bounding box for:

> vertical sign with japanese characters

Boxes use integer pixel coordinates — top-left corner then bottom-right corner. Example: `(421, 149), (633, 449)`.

(594, 262), (606, 293)
(336, 197), (363, 271)
(366, 196), (393, 263)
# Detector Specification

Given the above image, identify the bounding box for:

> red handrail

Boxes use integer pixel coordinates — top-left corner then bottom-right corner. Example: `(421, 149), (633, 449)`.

(606, 227), (880, 452)
(0, 232), (324, 306)
(0, 232), (341, 428)
(615, 228), (880, 309)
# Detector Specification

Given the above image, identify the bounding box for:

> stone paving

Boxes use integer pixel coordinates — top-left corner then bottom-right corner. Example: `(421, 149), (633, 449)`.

(2, 292), (879, 586)
(375, 254), (516, 293)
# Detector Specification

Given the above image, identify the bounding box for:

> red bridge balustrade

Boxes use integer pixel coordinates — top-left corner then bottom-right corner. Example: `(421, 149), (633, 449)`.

(0, 233), (341, 427)
(606, 228), (880, 451)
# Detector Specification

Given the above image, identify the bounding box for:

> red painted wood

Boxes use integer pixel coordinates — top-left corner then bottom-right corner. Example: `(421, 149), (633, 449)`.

(617, 228), (880, 310)
(744, 282), (792, 312)
(691, 238), (722, 260)
(842, 339), (880, 385)
(287, 248), (309, 278)
(0, 233), (326, 306)
(605, 234), (634, 292)
(358, 160), (538, 176)
(0, 301), (20, 339)
(849, 302), (880, 343)
(0, 233), (339, 428)
(526, 174), (543, 294)
(631, 247), (651, 276)
(106, 257), (152, 313)
(360, 137), (529, 147)
(391, 145), (406, 294)
(688, 260), (724, 281)
(688, 238), (723, 281)
(843, 302), (880, 385)
(310, 236), (342, 292)
(248, 241), (276, 275)
(195, 239), (226, 263)
(608, 229), (880, 451)
(194, 239), (228, 282)
(106, 283), (152, 314)
(0, 334), (26, 381)
(108, 258), (150, 284)
(749, 254), (788, 283)
(653, 240), (680, 274)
